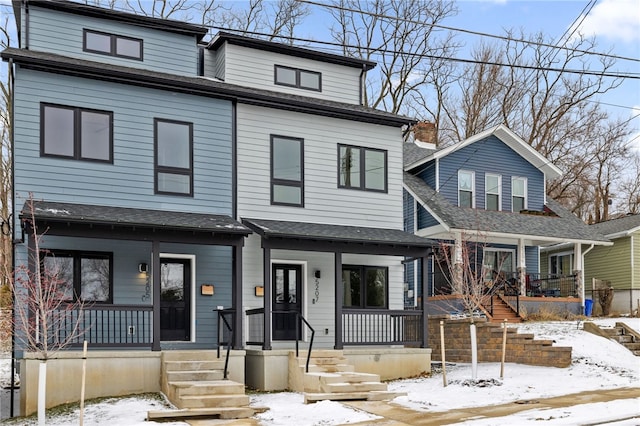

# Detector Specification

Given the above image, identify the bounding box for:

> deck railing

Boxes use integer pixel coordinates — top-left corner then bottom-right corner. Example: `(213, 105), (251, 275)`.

(527, 273), (578, 298)
(52, 304), (153, 348)
(342, 309), (423, 346)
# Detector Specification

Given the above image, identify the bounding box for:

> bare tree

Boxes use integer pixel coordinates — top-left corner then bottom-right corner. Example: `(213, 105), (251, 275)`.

(619, 152), (640, 215)
(0, 14), (13, 292)
(326, 0), (458, 114)
(11, 196), (89, 425)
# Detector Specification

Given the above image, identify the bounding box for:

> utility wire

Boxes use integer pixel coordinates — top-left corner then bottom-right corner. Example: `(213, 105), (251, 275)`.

(296, 0), (640, 64)
(211, 26), (640, 80)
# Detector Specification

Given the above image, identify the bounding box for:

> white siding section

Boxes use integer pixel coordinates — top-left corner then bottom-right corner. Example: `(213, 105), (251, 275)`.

(27, 6), (198, 75)
(217, 44), (361, 105)
(236, 105), (404, 228)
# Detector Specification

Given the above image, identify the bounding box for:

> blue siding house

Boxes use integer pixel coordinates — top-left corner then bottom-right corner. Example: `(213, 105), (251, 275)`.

(403, 124), (610, 318)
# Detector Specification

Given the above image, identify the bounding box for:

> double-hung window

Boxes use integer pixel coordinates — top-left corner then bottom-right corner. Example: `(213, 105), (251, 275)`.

(549, 252), (573, 276)
(42, 250), (113, 303)
(485, 174), (501, 211)
(342, 265), (388, 309)
(274, 65), (321, 91)
(512, 177), (527, 212)
(83, 29), (143, 60)
(271, 135), (304, 206)
(338, 145), (387, 192)
(458, 170), (475, 208)
(483, 248), (515, 282)
(155, 119), (193, 196)
(41, 103), (113, 162)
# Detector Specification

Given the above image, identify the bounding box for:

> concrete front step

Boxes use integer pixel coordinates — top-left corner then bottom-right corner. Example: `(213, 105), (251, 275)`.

(304, 364), (355, 373)
(166, 370), (225, 382)
(148, 407), (261, 421)
(304, 390), (405, 404)
(176, 394), (250, 409)
(169, 380), (246, 397)
(323, 382), (388, 393)
(162, 350), (223, 362)
(164, 360), (226, 371)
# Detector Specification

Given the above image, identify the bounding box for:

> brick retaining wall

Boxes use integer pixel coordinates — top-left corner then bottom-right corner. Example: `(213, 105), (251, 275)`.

(428, 316), (572, 368)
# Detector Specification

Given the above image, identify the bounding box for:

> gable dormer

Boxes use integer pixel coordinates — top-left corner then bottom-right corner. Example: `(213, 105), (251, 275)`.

(203, 32), (375, 105)
(13, 0), (207, 75)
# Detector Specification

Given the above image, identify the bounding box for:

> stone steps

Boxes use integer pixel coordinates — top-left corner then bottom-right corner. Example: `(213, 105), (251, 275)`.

(149, 350), (260, 421)
(293, 350), (406, 404)
(584, 322), (640, 357)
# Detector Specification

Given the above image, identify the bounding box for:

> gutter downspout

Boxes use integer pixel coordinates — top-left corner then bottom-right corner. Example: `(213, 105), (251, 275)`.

(25, 0), (30, 50)
(359, 64), (365, 106)
(581, 244), (595, 314)
(8, 56), (16, 418)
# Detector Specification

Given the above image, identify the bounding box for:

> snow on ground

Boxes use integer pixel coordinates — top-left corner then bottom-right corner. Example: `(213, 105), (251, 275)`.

(0, 317), (638, 425)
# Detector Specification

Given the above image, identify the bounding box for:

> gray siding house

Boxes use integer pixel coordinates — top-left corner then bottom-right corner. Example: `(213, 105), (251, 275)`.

(5, 0), (434, 414)
(403, 125), (610, 318)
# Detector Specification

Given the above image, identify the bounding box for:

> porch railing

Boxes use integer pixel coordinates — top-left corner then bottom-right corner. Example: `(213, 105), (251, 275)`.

(53, 304), (153, 348)
(342, 309), (423, 346)
(216, 308), (235, 380)
(527, 273), (578, 298)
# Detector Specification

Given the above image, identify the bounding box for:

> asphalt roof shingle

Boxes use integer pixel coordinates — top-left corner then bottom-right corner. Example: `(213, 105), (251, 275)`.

(590, 214), (640, 237)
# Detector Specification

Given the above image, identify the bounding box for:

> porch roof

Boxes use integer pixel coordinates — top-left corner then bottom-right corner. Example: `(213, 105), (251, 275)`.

(242, 218), (435, 257)
(21, 201), (251, 239)
(403, 172), (611, 246)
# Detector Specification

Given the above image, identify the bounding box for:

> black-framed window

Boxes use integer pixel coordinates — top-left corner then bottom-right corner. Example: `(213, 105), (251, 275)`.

(271, 135), (304, 206)
(342, 265), (388, 309)
(155, 118), (193, 196)
(41, 103), (113, 163)
(41, 250), (113, 303)
(338, 144), (387, 192)
(274, 65), (321, 91)
(83, 29), (143, 60)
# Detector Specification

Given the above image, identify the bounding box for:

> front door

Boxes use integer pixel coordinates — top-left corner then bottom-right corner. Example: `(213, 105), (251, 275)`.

(160, 258), (191, 341)
(272, 264), (302, 341)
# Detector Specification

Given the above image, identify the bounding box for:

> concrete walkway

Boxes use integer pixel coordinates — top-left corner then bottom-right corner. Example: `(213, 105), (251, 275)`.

(186, 387), (640, 426)
(342, 387), (640, 425)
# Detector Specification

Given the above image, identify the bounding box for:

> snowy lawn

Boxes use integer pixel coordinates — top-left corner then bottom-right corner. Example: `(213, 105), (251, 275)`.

(0, 317), (638, 425)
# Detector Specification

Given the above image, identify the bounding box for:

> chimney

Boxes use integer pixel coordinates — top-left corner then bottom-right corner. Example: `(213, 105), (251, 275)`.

(412, 121), (437, 147)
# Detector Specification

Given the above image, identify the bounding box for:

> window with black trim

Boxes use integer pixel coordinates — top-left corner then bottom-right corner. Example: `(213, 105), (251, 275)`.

(342, 265), (388, 309)
(271, 135), (304, 206)
(41, 250), (113, 303)
(83, 29), (143, 60)
(155, 119), (193, 196)
(274, 65), (321, 91)
(338, 145), (387, 192)
(41, 103), (113, 163)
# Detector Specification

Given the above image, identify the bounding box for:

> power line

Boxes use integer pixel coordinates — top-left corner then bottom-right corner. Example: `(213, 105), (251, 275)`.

(296, 0), (640, 64)
(211, 26), (640, 80)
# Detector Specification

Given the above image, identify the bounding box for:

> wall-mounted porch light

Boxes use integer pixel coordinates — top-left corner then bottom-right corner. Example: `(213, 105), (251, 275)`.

(138, 263), (148, 273)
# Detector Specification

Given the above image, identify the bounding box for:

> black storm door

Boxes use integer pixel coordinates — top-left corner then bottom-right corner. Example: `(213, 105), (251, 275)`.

(272, 264), (302, 341)
(160, 258), (190, 341)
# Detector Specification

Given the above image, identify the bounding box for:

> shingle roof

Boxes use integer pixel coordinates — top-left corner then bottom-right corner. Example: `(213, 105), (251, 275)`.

(242, 218), (434, 247)
(403, 172), (609, 244)
(403, 142), (437, 168)
(590, 214), (640, 237)
(24, 0), (209, 40)
(2, 48), (413, 127)
(22, 201), (250, 235)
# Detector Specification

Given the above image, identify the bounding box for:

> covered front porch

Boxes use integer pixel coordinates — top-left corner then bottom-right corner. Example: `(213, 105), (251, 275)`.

(239, 218), (435, 391)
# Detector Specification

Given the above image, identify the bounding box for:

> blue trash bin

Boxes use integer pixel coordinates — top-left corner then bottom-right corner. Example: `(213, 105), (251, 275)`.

(585, 299), (593, 316)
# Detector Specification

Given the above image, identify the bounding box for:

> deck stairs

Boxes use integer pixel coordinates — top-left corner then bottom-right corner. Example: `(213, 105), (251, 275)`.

(584, 322), (640, 356)
(288, 349), (405, 404)
(484, 295), (523, 323)
(147, 350), (264, 422)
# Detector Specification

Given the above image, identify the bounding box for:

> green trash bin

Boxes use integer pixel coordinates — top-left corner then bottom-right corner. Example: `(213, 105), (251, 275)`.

(585, 299), (593, 316)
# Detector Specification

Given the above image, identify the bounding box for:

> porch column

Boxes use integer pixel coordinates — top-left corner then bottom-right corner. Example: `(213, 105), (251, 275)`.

(152, 240), (161, 351)
(421, 255), (429, 348)
(262, 242), (272, 350)
(453, 232), (463, 293)
(232, 242), (243, 349)
(517, 238), (526, 295)
(334, 251), (343, 350)
(574, 243), (584, 311)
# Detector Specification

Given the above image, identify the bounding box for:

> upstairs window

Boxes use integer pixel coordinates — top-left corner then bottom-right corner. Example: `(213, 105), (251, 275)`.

(342, 265), (388, 309)
(458, 170), (475, 208)
(42, 250), (113, 303)
(84, 29), (143, 60)
(271, 135), (304, 206)
(41, 103), (113, 163)
(512, 177), (527, 212)
(485, 174), (501, 211)
(338, 145), (387, 192)
(274, 65), (321, 91)
(155, 119), (193, 196)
